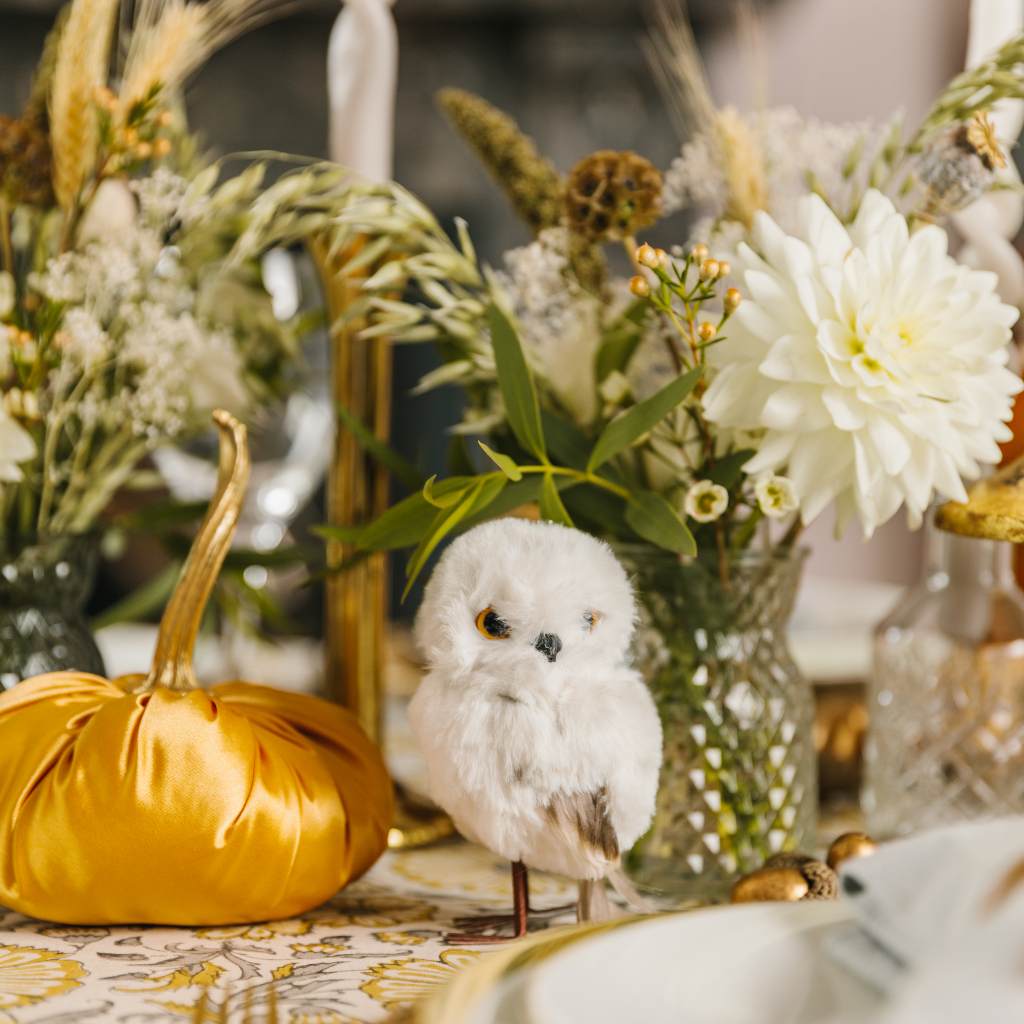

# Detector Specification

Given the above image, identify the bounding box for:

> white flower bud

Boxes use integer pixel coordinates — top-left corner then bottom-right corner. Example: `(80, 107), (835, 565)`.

(755, 473), (799, 519)
(684, 479), (729, 523)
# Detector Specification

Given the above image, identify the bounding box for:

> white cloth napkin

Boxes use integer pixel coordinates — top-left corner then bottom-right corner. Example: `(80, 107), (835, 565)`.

(829, 817), (1024, 1022)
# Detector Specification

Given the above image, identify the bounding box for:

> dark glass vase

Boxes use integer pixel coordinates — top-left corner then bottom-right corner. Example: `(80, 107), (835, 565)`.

(0, 534), (105, 692)
(619, 545), (816, 901)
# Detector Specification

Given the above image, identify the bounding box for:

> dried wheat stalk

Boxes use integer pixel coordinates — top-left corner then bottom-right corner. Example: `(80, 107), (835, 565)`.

(49, 0), (119, 209)
(119, 0), (302, 110)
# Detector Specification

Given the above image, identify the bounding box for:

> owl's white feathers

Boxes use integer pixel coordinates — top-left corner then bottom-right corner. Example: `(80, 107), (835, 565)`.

(409, 519), (662, 881)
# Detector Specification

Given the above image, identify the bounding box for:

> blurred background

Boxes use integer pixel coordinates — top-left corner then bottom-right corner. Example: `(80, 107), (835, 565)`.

(0, 0), (1000, 799)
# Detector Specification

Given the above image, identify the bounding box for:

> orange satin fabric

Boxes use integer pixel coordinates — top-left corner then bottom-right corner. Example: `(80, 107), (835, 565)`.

(0, 673), (393, 926)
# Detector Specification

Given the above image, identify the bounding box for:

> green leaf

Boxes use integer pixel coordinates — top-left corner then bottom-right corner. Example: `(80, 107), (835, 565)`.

(91, 562), (181, 631)
(587, 365), (703, 472)
(357, 493), (437, 551)
(479, 442), (522, 481)
(540, 473), (574, 527)
(423, 474), (472, 508)
(337, 401), (425, 492)
(595, 299), (649, 383)
(488, 302), (546, 461)
(561, 483), (638, 540)
(704, 448), (757, 490)
(541, 409), (593, 471)
(624, 491), (696, 555)
(114, 499), (209, 533)
(312, 524), (365, 544)
(403, 484), (485, 598)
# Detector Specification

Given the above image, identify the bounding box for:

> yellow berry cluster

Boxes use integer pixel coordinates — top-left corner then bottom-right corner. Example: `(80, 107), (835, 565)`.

(94, 87), (174, 175)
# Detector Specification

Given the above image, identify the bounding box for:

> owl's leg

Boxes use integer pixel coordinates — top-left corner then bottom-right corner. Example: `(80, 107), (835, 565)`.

(445, 861), (533, 943)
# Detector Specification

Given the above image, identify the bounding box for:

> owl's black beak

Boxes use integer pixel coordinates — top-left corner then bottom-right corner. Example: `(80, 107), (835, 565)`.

(533, 633), (562, 663)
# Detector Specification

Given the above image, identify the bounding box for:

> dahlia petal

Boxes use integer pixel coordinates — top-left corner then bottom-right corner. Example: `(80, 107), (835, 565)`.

(760, 333), (832, 384)
(832, 488), (858, 537)
(866, 411), (912, 476)
(761, 383), (831, 432)
(822, 386), (866, 430)
(742, 432), (797, 474)
(798, 194), (851, 268)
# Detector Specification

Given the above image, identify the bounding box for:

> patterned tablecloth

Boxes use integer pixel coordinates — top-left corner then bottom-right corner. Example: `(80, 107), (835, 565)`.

(0, 841), (582, 1024)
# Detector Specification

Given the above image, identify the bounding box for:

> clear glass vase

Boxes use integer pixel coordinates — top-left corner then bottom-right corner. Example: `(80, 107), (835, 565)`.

(620, 545), (817, 901)
(864, 519), (1024, 838)
(0, 534), (105, 693)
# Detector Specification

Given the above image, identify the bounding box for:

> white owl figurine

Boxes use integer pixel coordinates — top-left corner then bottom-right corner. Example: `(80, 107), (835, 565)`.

(409, 518), (662, 941)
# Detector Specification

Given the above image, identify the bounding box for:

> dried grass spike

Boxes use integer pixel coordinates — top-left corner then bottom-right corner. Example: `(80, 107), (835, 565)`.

(120, 0), (207, 111)
(49, 0), (119, 209)
(437, 88), (564, 234)
(22, 4), (72, 131)
(716, 107), (767, 229)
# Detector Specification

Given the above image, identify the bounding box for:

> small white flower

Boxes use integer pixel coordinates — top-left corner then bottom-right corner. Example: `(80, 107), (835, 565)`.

(684, 479), (729, 522)
(755, 473), (799, 519)
(0, 405), (36, 481)
(0, 272), (14, 319)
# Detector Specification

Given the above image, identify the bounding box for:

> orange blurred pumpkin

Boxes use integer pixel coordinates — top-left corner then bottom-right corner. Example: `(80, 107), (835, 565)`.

(0, 412), (393, 926)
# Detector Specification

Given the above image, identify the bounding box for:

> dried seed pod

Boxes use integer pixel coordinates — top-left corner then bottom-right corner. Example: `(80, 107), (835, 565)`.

(565, 150), (662, 242)
(0, 115), (54, 206)
(730, 867), (809, 903)
(827, 831), (878, 871)
(917, 113), (1005, 214)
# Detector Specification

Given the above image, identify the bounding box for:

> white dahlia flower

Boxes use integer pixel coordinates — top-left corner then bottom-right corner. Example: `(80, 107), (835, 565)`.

(702, 190), (1021, 537)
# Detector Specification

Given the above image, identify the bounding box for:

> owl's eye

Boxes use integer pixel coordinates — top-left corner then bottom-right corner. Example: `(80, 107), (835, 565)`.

(476, 607), (510, 639)
(583, 611), (599, 632)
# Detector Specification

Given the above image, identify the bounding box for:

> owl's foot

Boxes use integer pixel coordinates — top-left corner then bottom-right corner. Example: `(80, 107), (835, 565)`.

(445, 860), (575, 944)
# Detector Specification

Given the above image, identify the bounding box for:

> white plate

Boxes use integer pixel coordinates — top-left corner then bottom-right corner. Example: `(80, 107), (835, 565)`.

(514, 901), (881, 1024)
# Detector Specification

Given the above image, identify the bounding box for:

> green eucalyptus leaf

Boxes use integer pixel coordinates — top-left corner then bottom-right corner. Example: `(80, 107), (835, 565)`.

(311, 524), (366, 544)
(479, 441), (522, 481)
(595, 298), (649, 383)
(488, 302), (546, 461)
(337, 401), (424, 492)
(704, 448), (757, 490)
(357, 490), (444, 551)
(404, 484), (483, 598)
(587, 365), (703, 472)
(540, 473), (574, 527)
(624, 491), (696, 555)
(91, 561), (181, 631)
(423, 474), (472, 508)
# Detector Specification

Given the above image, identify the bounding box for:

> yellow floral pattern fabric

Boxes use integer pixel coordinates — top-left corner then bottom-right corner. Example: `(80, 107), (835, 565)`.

(0, 842), (577, 1023)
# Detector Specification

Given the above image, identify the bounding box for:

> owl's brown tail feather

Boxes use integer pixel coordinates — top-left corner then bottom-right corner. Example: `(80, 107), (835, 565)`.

(576, 868), (653, 922)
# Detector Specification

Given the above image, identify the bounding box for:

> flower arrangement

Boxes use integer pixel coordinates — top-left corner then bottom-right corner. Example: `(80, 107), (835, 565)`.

(310, 14), (1024, 596)
(0, 0), (312, 540)
(296, 10), (1024, 883)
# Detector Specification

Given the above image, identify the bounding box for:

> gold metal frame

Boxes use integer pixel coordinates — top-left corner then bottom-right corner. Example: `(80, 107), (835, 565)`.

(311, 235), (454, 849)
(310, 235), (390, 748)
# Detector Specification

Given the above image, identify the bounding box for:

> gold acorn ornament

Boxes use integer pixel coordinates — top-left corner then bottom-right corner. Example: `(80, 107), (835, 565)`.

(934, 453), (1024, 542)
(0, 411), (393, 926)
(730, 852), (838, 903)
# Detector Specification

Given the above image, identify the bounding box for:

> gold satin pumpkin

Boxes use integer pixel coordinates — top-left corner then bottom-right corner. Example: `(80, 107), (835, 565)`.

(0, 412), (393, 926)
